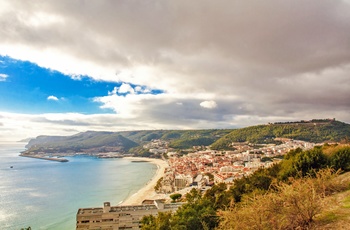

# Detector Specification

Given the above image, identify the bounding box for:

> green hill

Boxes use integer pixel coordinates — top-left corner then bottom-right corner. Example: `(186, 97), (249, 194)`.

(25, 131), (139, 154)
(211, 119), (350, 150)
(24, 129), (232, 154)
(166, 130), (232, 149)
(119, 129), (231, 149)
(23, 119), (350, 154)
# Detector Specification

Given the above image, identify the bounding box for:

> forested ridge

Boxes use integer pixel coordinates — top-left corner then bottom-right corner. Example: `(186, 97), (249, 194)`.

(24, 129), (232, 154)
(23, 119), (350, 155)
(211, 119), (350, 150)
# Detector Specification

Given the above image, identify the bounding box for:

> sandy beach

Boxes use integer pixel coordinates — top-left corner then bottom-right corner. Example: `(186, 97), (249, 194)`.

(120, 157), (170, 205)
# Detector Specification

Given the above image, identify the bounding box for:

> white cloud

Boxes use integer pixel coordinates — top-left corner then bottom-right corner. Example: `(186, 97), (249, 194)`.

(108, 87), (118, 96)
(118, 83), (135, 94)
(0, 73), (8, 81)
(108, 84), (136, 96)
(0, 110), (219, 141)
(70, 74), (83, 80)
(0, 0), (350, 138)
(47, 95), (59, 101)
(135, 86), (142, 92)
(108, 83), (138, 95)
(1, 104), (350, 142)
(135, 86), (151, 93)
(200, 100), (217, 109)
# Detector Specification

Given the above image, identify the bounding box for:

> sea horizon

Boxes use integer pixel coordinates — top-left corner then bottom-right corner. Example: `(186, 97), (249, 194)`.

(0, 142), (157, 230)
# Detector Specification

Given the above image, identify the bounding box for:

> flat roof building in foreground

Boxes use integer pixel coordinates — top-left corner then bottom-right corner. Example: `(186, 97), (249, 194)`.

(76, 200), (183, 230)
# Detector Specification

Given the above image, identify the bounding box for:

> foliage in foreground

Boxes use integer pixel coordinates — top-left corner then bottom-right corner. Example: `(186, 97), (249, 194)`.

(217, 169), (347, 230)
(141, 145), (350, 230)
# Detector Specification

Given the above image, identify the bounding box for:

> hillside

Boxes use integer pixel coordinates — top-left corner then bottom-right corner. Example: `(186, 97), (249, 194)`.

(118, 129), (231, 148)
(211, 119), (350, 150)
(23, 129), (232, 155)
(315, 172), (350, 229)
(165, 130), (232, 149)
(140, 145), (350, 230)
(23, 119), (350, 155)
(24, 131), (139, 154)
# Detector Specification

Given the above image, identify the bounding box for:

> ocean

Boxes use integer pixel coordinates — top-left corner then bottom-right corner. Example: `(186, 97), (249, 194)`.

(0, 142), (157, 230)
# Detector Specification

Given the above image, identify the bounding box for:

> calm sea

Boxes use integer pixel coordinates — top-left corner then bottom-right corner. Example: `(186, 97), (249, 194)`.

(0, 142), (157, 230)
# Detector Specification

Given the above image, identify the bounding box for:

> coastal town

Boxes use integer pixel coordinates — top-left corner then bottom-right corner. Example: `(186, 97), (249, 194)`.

(76, 138), (320, 229)
(19, 120), (345, 229)
(148, 138), (317, 194)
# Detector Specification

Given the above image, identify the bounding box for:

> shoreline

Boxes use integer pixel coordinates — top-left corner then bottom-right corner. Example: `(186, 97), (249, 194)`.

(120, 157), (169, 205)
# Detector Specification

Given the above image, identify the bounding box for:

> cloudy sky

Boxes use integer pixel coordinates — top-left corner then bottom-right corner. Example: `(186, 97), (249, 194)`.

(1, 0), (350, 141)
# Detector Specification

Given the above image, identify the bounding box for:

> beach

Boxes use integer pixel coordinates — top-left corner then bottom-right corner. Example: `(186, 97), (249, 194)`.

(121, 157), (169, 205)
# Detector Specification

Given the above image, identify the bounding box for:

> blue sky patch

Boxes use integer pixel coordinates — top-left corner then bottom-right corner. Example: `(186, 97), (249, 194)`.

(0, 56), (163, 114)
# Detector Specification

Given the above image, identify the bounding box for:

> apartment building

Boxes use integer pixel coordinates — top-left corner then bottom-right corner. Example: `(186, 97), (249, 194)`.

(76, 200), (182, 230)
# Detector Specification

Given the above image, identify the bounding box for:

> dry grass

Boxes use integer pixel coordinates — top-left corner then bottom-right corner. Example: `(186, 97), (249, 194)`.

(314, 173), (350, 230)
(217, 170), (350, 230)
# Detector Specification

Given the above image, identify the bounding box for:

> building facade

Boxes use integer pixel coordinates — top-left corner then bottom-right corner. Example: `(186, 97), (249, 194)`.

(76, 200), (182, 230)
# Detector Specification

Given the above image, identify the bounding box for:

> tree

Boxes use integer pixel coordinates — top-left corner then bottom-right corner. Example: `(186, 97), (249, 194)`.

(141, 212), (172, 230)
(204, 183), (230, 210)
(329, 146), (350, 171)
(284, 147), (303, 160)
(229, 168), (273, 203)
(185, 188), (201, 204)
(171, 198), (218, 230)
(140, 215), (157, 230)
(293, 147), (328, 177)
(154, 177), (163, 192)
(279, 147), (329, 180)
(205, 172), (214, 182)
(170, 193), (182, 203)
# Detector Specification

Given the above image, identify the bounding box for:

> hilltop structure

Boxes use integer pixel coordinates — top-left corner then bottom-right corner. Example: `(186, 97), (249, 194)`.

(76, 200), (182, 230)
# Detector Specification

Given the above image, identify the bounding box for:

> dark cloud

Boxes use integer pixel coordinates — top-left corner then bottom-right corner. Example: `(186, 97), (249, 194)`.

(1, 0), (350, 129)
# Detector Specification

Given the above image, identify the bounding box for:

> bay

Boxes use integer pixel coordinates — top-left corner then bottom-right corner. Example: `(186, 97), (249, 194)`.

(0, 142), (157, 230)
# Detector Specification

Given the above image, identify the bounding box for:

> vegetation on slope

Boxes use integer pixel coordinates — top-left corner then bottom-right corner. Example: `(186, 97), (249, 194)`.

(120, 129), (231, 148)
(126, 129), (232, 156)
(24, 119), (350, 155)
(217, 169), (349, 230)
(211, 119), (350, 150)
(25, 129), (232, 155)
(24, 131), (139, 153)
(141, 144), (350, 230)
(168, 137), (215, 149)
(165, 130), (231, 149)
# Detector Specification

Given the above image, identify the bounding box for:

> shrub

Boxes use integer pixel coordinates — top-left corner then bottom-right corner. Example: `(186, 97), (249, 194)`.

(218, 169), (346, 230)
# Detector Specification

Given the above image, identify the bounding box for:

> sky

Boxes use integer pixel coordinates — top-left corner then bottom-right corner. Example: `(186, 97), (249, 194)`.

(0, 0), (350, 141)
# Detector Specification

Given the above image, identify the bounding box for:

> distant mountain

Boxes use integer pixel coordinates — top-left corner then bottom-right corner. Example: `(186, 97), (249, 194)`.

(24, 131), (139, 154)
(23, 129), (232, 155)
(117, 129), (231, 146)
(211, 119), (350, 150)
(23, 119), (350, 155)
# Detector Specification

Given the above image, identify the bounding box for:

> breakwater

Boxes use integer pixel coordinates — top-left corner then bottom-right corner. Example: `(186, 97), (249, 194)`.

(20, 154), (69, 162)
